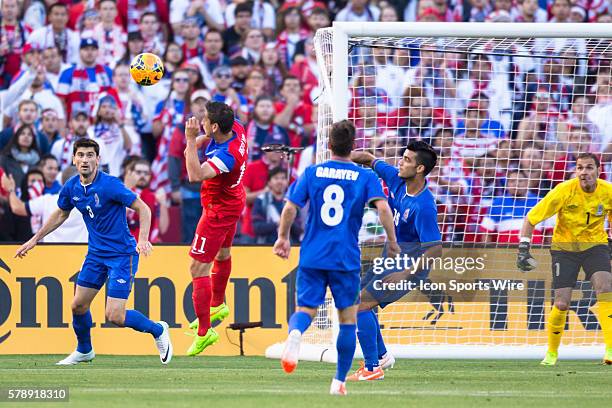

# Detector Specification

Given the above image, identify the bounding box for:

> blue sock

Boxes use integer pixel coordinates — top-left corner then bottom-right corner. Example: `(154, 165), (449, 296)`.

(124, 310), (163, 338)
(372, 311), (388, 359)
(335, 324), (357, 382)
(357, 310), (379, 371)
(73, 311), (93, 353)
(288, 311), (312, 334)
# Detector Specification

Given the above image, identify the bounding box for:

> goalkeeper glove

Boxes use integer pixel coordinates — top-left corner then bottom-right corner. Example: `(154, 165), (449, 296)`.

(517, 241), (537, 272)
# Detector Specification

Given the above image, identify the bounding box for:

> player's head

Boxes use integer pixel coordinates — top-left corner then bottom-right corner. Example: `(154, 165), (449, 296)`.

(329, 120), (355, 158)
(73, 138), (100, 178)
(203, 101), (234, 137)
(575, 152), (600, 191)
(399, 140), (438, 180)
(126, 158), (152, 189)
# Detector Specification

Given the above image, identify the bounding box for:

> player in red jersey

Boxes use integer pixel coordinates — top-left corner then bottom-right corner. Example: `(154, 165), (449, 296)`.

(183, 101), (248, 355)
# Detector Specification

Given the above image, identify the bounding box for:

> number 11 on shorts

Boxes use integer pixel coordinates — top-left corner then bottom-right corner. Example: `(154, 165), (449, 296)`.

(192, 234), (206, 254)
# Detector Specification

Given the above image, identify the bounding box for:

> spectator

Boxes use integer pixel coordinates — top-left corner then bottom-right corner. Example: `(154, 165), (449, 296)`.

(28, 3), (80, 64)
(242, 143), (285, 242)
(252, 167), (301, 244)
(518, 146), (552, 197)
(210, 65), (249, 123)
(0, 125), (41, 188)
(180, 17), (205, 61)
(171, 0), (225, 33)
(380, 5), (400, 21)
(587, 68), (612, 152)
(223, 2), (253, 57)
(243, 68), (267, 111)
(452, 102), (501, 159)
(259, 43), (287, 98)
(466, 0), (493, 22)
(39, 109), (62, 149)
(42, 46), (71, 91)
(23, 0), (47, 31)
(233, 28), (265, 65)
(274, 76), (314, 147)
(189, 29), (229, 90)
(336, 0), (381, 22)
(0, 167), (45, 240)
(306, 6), (331, 31)
(88, 0), (126, 68)
(229, 56), (251, 93)
(517, 88), (559, 145)
(118, 31), (145, 67)
(225, 0), (275, 38)
(372, 47), (406, 110)
(275, 6), (310, 69)
(114, 63), (147, 155)
(1, 163), (86, 242)
(289, 37), (320, 105)
(550, 0), (571, 22)
(118, 0), (169, 35)
(124, 158), (169, 242)
(479, 169), (543, 243)
(38, 154), (61, 194)
(403, 48), (456, 110)
(404, 95), (449, 144)
(514, 0), (547, 22)
(247, 95), (290, 161)
(89, 92), (132, 177)
(139, 12), (166, 55)
(168, 89), (210, 243)
(56, 38), (114, 119)
(0, 0), (31, 89)
(0, 100), (49, 154)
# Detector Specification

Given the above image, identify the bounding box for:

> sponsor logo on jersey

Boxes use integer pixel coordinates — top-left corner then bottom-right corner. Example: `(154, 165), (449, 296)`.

(403, 209), (410, 222)
(596, 204), (604, 216)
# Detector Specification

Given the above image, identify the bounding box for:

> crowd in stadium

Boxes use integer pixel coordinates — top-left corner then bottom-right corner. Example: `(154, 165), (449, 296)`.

(0, 0), (610, 245)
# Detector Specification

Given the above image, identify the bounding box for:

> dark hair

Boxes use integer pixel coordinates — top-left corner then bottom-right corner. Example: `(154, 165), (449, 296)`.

(48, 3), (68, 14)
(281, 75), (300, 89)
(127, 157), (151, 172)
(329, 120), (355, 157)
(407, 140), (438, 176)
(98, 0), (117, 6)
(206, 101), (235, 134)
(163, 42), (184, 66)
(253, 95), (275, 123)
(3, 125), (38, 154)
(267, 166), (286, 181)
(235, 1), (253, 17)
(21, 168), (45, 201)
(204, 29), (223, 40)
(38, 153), (58, 168)
(576, 152), (600, 168)
(73, 138), (100, 157)
(140, 11), (158, 23)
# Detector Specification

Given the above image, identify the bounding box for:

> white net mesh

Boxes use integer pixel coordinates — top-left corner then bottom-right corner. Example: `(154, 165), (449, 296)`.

(306, 26), (612, 355)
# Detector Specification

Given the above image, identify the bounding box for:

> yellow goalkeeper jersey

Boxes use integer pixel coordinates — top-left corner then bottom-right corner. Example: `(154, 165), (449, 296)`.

(527, 178), (612, 251)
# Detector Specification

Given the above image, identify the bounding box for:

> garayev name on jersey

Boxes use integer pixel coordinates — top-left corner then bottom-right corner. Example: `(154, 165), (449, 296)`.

(315, 166), (359, 180)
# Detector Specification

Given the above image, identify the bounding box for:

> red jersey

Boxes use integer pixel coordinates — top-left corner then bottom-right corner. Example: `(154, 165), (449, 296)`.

(201, 122), (248, 216)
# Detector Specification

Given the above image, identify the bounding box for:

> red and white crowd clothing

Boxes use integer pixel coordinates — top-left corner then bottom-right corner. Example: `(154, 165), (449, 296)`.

(151, 96), (186, 192)
(127, 186), (160, 243)
(56, 64), (114, 119)
(0, 21), (32, 87)
(274, 99), (314, 148)
(85, 23), (127, 67)
(119, 0), (169, 33)
(275, 28), (310, 69)
(28, 25), (81, 64)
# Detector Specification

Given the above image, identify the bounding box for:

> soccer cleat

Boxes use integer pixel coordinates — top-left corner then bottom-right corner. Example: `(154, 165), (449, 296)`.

(186, 328), (219, 356)
(346, 362), (385, 381)
(540, 351), (558, 366)
(379, 352), (396, 370)
(154, 321), (173, 365)
(329, 378), (347, 396)
(56, 349), (95, 365)
(280, 329), (302, 373)
(188, 303), (230, 331)
(603, 347), (612, 365)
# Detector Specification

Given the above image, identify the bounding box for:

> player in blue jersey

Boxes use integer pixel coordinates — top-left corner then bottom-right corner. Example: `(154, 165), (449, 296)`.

(348, 141), (442, 381)
(14, 139), (173, 366)
(273, 120), (400, 396)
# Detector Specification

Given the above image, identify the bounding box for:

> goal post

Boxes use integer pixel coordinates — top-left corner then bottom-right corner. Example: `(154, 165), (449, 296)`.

(266, 22), (612, 361)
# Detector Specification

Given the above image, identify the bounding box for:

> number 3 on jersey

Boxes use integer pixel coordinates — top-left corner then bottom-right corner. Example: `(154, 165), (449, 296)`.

(320, 184), (344, 226)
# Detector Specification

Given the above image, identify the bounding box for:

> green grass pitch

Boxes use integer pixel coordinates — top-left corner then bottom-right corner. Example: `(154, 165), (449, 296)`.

(0, 356), (609, 407)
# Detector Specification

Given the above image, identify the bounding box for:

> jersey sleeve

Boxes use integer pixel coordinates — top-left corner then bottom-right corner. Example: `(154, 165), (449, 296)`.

(207, 149), (236, 175)
(415, 204), (442, 247)
(108, 177), (138, 208)
(57, 183), (74, 211)
(372, 159), (401, 191)
(364, 170), (386, 205)
(527, 183), (567, 226)
(286, 169), (310, 208)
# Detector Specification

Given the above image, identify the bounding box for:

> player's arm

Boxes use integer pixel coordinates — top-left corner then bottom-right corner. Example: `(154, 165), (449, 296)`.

(351, 151), (376, 168)
(15, 208), (70, 258)
(273, 200), (299, 259)
(372, 199), (401, 258)
(184, 117), (218, 182)
(130, 197), (153, 256)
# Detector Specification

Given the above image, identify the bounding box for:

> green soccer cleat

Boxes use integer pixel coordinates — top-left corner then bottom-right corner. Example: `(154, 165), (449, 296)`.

(604, 347), (612, 365)
(540, 351), (558, 366)
(186, 328), (219, 356)
(188, 303), (230, 331)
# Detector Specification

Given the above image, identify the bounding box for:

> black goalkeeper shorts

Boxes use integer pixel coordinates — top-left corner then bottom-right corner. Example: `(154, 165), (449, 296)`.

(550, 245), (611, 289)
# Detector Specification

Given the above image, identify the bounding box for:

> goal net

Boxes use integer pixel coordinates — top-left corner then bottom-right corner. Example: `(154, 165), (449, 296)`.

(266, 22), (612, 361)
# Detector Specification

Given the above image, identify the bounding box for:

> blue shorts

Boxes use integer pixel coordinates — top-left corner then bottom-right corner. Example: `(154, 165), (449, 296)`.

(77, 253), (139, 299)
(297, 267), (361, 310)
(362, 259), (429, 309)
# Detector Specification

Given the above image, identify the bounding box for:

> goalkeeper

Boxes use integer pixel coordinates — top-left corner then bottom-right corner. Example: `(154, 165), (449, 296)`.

(517, 153), (612, 365)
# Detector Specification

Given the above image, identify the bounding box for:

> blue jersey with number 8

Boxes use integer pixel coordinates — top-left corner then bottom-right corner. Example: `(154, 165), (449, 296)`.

(287, 160), (385, 271)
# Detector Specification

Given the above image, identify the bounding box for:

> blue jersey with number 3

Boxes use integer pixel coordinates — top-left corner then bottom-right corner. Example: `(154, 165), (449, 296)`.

(57, 171), (137, 256)
(287, 160), (385, 271)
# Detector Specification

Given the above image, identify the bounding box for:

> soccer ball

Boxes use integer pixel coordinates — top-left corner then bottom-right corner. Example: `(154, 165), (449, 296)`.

(130, 53), (164, 86)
